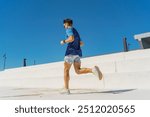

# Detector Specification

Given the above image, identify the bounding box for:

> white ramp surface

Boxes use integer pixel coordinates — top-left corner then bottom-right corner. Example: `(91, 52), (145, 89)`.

(0, 49), (150, 100)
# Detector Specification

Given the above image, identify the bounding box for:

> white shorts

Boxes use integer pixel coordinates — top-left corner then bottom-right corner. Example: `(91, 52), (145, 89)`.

(64, 55), (81, 64)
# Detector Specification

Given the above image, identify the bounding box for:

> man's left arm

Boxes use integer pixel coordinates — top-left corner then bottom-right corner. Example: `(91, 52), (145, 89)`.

(65, 35), (74, 43)
(60, 36), (74, 45)
(60, 27), (74, 45)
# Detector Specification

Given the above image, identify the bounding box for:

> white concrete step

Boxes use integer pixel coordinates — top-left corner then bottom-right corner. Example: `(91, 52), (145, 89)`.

(83, 48), (150, 62)
(0, 49), (150, 91)
(2, 48), (150, 73)
(0, 56), (149, 80)
(0, 71), (149, 90)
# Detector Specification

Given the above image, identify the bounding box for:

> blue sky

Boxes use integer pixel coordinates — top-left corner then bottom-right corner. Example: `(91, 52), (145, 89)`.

(0, 0), (150, 69)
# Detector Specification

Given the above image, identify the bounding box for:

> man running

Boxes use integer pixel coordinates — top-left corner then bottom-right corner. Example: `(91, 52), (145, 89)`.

(60, 18), (103, 94)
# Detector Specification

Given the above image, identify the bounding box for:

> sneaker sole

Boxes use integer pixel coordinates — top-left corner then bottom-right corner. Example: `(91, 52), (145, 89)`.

(60, 90), (70, 95)
(95, 66), (103, 80)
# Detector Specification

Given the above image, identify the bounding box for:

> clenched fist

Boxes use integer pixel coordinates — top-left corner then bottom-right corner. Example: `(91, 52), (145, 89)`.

(60, 40), (66, 45)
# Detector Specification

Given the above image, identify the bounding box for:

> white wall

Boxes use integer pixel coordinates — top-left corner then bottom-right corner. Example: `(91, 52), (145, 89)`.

(0, 49), (150, 89)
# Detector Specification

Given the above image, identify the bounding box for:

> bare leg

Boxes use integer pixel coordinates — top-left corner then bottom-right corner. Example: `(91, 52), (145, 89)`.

(64, 62), (72, 89)
(73, 62), (92, 74)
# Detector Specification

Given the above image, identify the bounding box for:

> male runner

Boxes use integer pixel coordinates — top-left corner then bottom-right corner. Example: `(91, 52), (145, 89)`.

(60, 18), (103, 94)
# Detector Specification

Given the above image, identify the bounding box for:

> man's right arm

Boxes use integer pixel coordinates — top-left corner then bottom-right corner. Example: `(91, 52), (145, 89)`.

(80, 41), (84, 46)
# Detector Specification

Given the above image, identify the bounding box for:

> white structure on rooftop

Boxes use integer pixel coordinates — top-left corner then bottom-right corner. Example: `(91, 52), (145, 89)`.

(134, 32), (150, 49)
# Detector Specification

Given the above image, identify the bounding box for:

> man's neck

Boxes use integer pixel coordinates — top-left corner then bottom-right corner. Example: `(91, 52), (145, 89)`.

(67, 26), (72, 29)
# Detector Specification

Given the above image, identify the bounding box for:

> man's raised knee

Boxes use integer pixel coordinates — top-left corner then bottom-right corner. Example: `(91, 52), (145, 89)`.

(75, 69), (81, 74)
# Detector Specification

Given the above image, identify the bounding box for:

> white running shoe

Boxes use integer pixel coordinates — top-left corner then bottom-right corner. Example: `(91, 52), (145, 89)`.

(60, 88), (70, 95)
(92, 66), (103, 80)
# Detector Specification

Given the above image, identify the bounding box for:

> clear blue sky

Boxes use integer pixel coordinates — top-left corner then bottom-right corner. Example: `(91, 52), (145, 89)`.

(0, 0), (150, 69)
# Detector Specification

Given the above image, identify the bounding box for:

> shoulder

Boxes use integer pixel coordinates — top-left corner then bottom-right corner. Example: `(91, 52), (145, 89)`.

(66, 27), (73, 36)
